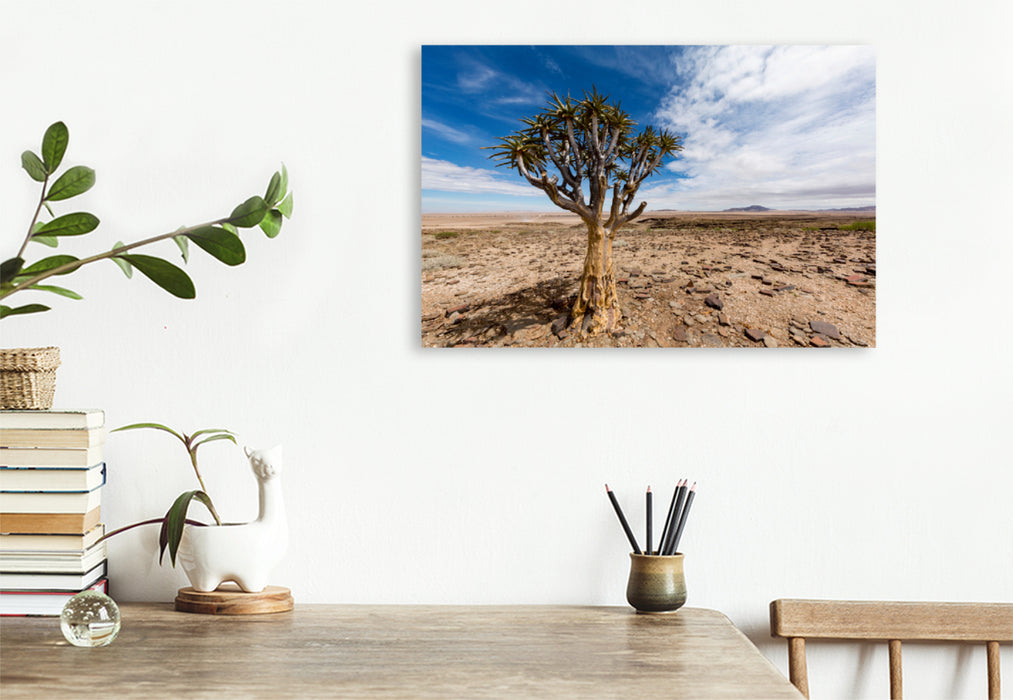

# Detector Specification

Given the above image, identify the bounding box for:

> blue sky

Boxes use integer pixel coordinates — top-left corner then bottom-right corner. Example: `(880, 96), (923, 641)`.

(421, 45), (876, 212)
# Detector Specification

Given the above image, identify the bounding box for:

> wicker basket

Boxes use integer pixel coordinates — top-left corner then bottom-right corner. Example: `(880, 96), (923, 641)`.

(0, 347), (61, 410)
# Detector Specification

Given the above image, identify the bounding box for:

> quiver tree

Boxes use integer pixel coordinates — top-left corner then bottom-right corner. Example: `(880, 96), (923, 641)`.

(487, 88), (681, 336)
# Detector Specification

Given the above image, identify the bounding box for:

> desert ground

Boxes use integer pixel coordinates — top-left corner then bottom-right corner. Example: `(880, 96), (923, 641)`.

(421, 210), (875, 348)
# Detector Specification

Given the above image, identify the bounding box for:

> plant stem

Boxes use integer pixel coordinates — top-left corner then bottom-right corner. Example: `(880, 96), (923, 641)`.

(95, 517), (208, 545)
(17, 175), (50, 259)
(0, 215), (231, 301)
(189, 450), (209, 499)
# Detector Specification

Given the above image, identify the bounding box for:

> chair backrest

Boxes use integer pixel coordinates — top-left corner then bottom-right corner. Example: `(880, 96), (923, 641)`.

(769, 599), (1013, 699)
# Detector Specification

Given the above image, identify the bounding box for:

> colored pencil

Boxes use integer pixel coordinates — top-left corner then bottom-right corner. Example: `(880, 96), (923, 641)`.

(605, 484), (641, 554)
(670, 482), (696, 555)
(646, 486), (653, 555)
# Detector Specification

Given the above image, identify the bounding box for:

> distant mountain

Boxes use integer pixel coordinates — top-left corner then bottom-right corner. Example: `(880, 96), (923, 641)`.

(817, 206), (876, 212)
(723, 205), (771, 212)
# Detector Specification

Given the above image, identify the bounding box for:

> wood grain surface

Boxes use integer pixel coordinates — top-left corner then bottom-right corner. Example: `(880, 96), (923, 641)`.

(1, 604), (802, 699)
(174, 584), (294, 614)
(770, 599), (1013, 641)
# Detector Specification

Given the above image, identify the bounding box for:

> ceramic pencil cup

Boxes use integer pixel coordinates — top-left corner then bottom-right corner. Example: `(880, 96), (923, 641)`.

(626, 553), (687, 613)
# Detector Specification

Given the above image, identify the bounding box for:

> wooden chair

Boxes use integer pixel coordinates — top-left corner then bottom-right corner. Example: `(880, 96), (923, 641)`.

(769, 599), (1013, 699)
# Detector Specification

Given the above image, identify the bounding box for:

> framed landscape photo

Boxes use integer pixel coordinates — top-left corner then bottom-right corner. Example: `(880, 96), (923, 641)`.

(421, 45), (875, 348)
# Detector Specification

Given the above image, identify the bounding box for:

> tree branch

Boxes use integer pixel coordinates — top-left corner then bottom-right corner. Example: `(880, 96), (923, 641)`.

(0, 215), (231, 301)
(17, 175), (51, 260)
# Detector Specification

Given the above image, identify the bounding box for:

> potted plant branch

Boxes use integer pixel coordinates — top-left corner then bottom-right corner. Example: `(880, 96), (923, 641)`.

(99, 424), (233, 565)
(101, 422), (288, 595)
(0, 121), (293, 408)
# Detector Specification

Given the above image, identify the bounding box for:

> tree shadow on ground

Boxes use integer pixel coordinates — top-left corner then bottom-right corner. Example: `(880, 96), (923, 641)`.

(437, 276), (576, 346)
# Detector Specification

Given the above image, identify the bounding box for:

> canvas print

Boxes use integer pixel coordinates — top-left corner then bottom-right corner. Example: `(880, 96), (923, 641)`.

(421, 45), (876, 348)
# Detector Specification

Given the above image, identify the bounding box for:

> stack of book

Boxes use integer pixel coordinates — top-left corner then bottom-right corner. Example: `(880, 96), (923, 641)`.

(0, 409), (109, 616)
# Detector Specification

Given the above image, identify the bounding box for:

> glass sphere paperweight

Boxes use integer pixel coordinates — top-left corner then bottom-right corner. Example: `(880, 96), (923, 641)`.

(60, 590), (121, 647)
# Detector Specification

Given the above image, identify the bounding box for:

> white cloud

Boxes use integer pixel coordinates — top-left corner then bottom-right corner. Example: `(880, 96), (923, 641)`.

(421, 119), (472, 145)
(421, 156), (540, 196)
(653, 45), (876, 210)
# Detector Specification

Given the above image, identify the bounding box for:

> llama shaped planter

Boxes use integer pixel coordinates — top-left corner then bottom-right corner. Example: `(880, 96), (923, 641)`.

(177, 445), (288, 593)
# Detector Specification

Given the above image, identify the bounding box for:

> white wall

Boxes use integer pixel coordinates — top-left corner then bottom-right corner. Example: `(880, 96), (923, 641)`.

(3, 2), (1010, 698)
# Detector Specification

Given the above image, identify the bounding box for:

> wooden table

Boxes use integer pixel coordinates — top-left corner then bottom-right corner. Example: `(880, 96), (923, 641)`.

(1, 605), (802, 698)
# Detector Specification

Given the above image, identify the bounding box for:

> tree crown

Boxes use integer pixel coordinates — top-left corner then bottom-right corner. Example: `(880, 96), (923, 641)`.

(487, 87), (682, 226)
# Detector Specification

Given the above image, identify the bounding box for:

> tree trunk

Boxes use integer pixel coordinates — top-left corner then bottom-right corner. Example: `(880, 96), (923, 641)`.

(570, 220), (620, 336)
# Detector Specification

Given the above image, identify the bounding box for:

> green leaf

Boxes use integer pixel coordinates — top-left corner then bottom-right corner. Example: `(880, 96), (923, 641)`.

(46, 165), (95, 201)
(264, 171), (283, 206)
(192, 433), (238, 452)
(279, 164), (289, 199)
(32, 235), (59, 248)
(109, 242), (133, 278)
(173, 235), (190, 263)
(18, 255), (80, 277)
(221, 222), (238, 236)
(277, 191), (294, 219)
(34, 212), (100, 237)
(1, 304), (51, 319)
(1, 258), (24, 285)
(118, 254), (196, 299)
(259, 209), (283, 238)
(21, 151), (47, 182)
(228, 195), (268, 228)
(186, 226), (246, 266)
(189, 428), (235, 439)
(160, 490), (219, 566)
(111, 422), (186, 442)
(41, 122), (69, 172)
(28, 284), (82, 300)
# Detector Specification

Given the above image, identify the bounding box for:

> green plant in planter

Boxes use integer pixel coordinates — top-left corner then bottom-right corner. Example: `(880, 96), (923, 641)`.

(100, 423), (236, 566)
(0, 121), (293, 319)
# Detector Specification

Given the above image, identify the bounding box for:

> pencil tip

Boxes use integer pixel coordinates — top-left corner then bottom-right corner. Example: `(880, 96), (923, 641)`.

(605, 483), (611, 491)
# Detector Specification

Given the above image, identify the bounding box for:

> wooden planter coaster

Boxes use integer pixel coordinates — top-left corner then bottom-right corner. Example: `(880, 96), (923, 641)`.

(174, 584), (294, 615)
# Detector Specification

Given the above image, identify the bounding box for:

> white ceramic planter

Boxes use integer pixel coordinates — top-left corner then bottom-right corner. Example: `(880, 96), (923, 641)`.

(177, 445), (287, 593)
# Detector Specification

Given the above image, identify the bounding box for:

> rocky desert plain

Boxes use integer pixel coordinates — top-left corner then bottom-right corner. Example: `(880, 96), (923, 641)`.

(421, 209), (875, 348)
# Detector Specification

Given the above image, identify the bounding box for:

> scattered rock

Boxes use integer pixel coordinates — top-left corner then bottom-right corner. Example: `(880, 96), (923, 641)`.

(809, 320), (841, 340)
(446, 304), (470, 316)
(763, 336), (779, 348)
(683, 315), (696, 327)
(774, 284), (795, 292)
(717, 313), (730, 326)
(551, 316), (569, 338)
(671, 326), (688, 342)
(701, 333), (723, 347)
(759, 289), (775, 297)
(745, 328), (765, 342)
(810, 334), (830, 347)
(704, 294), (723, 310)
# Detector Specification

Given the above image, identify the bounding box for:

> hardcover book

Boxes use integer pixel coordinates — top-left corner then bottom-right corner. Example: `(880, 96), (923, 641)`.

(0, 560), (106, 590)
(0, 506), (102, 535)
(0, 524), (105, 552)
(0, 541), (107, 574)
(0, 577), (108, 617)
(0, 463), (106, 493)
(0, 409), (104, 431)
(0, 426), (106, 450)
(0, 484), (102, 514)
(0, 445), (104, 468)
